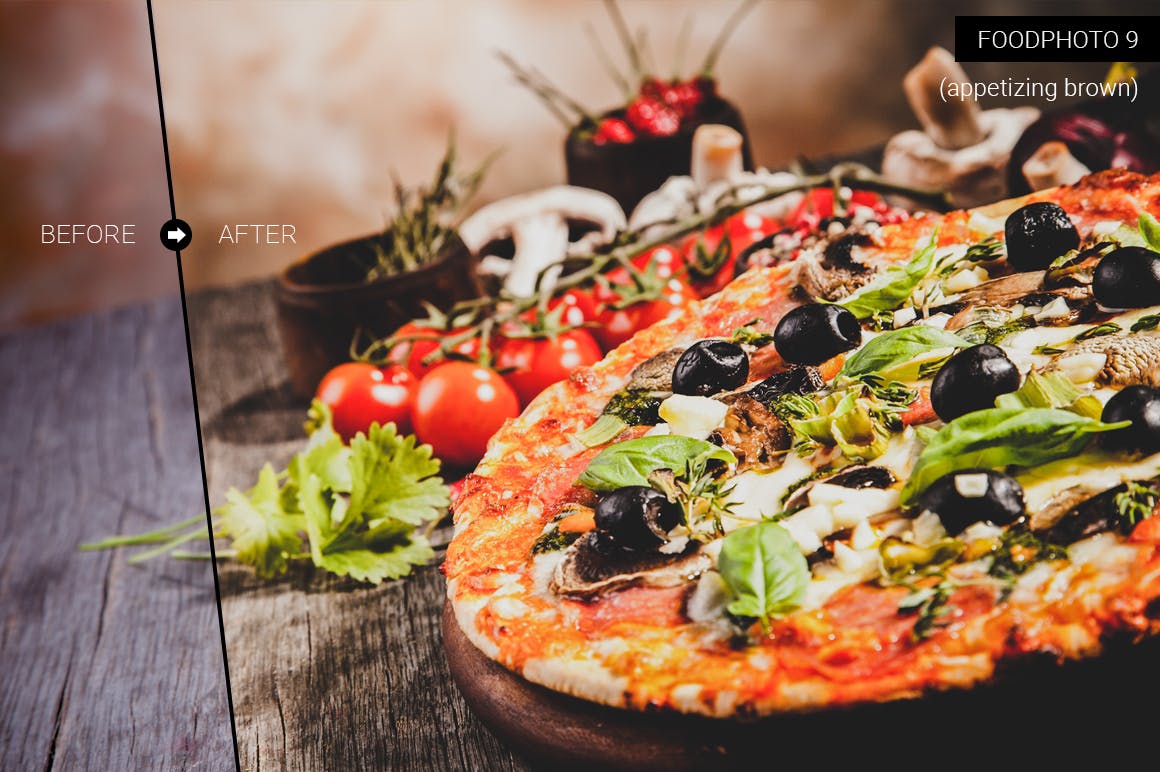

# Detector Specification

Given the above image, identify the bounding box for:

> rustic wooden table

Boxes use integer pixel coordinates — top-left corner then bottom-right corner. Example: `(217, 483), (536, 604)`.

(188, 281), (527, 771)
(0, 299), (234, 770)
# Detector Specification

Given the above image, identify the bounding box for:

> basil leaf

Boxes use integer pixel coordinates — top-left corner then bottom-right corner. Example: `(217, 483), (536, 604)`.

(1139, 212), (1160, 252)
(839, 232), (937, 319)
(839, 326), (968, 380)
(900, 408), (1130, 506)
(719, 521), (808, 629)
(578, 436), (735, 492)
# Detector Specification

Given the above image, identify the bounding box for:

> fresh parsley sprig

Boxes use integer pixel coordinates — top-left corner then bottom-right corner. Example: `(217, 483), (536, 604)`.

(81, 402), (450, 585)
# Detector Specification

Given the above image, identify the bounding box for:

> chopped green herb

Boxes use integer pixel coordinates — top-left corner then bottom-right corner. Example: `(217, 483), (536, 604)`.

(963, 236), (1003, 263)
(916, 353), (954, 380)
(770, 393), (820, 424)
(1131, 314), (1160, 333)
(986, 528), (1068, 583)
(532, 525), (581, 554)
(1115, 482), (1159, 529)
(731, 320), (775, 348)
(1033, 321), (1121, 355)
(899, 580), (956, 641)
(601, 389), (666, 426)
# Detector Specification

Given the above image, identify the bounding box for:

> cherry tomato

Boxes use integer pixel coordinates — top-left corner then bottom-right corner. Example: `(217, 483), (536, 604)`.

(592, 268), (698, 350)
(632, 244), (685, 279)
(785, 188), (883, 228)
(315, 362), (417, 442)
(388, 322), (482, 380)
(496, 329), (603, 406)
(411, 362), (520, 468)
(681, 211), (779, 297)
(517, 289), (600, 329)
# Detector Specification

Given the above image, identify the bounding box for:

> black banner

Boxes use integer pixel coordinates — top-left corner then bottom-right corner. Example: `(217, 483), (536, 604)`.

(956, 16), (1158, 62)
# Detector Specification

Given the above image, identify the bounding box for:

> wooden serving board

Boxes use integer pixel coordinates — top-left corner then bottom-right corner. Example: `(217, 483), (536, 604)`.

(443, 598), (1160, 768)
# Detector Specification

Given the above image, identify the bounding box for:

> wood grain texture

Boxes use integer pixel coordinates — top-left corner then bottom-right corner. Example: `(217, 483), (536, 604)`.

(187, 281), (526, 771)
(0, 299), (234, 770)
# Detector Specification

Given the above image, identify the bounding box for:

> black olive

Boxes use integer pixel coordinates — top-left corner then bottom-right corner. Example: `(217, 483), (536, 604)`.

(1092, 246), (1160, 309)
(919, 469), (1025, 534)
(671, 340), (749, 397)
(1004, 202), (1079, 271)
(930, 344), (1021, 422)
(828, 465), (897, 490)
(593, 486), (683, 550)
(743, 366), (825, 404)
(773, 304), (862, 366)
(1101, 385), (1160, 453)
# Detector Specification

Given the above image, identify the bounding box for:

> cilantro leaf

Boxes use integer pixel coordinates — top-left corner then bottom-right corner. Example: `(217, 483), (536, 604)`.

(348, 423), (447, 526)
(298, 418), (448, 583)
(214, 464), (306, 578)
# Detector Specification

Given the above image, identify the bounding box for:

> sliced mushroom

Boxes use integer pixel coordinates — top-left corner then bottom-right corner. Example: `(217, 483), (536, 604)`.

(1022, 141), (1092, 192)
(459, 185), (625, 297)
(1044, 333), (1160, 388)
(624, 346), (686, 392)
(953, 271), (1091, 308)
(1040, 480), (1159, 545)
(882, 47), (1040, 208)
(1029, 485), (1104, 531)
(550, 531), (711, 599)
(708, 395), (791, 471)
(788, 251), (872, 301)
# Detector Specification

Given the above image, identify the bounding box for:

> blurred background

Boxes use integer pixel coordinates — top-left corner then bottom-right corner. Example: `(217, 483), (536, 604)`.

(0, 0), (1148, 331)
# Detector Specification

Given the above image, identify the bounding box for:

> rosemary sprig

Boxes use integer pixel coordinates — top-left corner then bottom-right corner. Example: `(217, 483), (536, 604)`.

(365, 138), (494, 282)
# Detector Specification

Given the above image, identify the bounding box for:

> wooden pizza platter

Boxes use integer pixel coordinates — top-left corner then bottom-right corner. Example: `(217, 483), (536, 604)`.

(442, 598), (1160, 768)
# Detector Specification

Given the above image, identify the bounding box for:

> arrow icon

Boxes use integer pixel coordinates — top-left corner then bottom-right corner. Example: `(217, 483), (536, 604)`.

(159, 218), (192, 251)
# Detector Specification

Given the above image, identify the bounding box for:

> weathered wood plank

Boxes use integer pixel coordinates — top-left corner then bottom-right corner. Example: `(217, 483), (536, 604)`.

(0, 299), (234, 770)
(188, 281), (526, 771)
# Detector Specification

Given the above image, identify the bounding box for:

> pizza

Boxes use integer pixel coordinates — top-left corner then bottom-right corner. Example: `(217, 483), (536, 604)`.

(444, 169), (1160, 717)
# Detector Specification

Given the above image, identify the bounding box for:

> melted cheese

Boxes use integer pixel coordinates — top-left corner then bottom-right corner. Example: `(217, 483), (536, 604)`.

(1017, 451), (1160, 513)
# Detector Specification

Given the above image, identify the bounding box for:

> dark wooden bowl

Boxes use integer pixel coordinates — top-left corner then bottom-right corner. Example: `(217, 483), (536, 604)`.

(565, 96), (753, 216)
(275, 233), (482, 398)
(442, 598), (1160, 769)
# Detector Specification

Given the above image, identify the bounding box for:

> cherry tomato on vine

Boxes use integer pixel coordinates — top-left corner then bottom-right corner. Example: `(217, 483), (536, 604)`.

(411, 362), (520, 468)
(631, 244), (684, 279)
(546, 289), (599, 328)
(681, 211), (779, 297)
(591, 268), (698, 351)
(496, 329), (603, 406)
(388, 322), (483, 380)
(315, 362), (417, 442)
(785, 188), (882, 228)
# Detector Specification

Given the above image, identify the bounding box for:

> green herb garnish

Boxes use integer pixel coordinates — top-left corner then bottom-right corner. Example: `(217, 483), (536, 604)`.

(900, 408), (1130, 506)
(838, 326), (968, 381)
(1131, 314), (1160, 333)
(986, 528), (1068, 583)
(365, 139), (492, 282)
(578, 436), (735, 492)
(532, 525), (581, 554)
(1115, 482), (1160, 529)
(718, 521), (809, 632)
(839, 232), (938, 319)
(899, 580), (957, 641)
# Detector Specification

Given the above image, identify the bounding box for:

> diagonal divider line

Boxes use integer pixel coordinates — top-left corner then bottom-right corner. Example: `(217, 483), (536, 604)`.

(143, 2), (242, 768)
